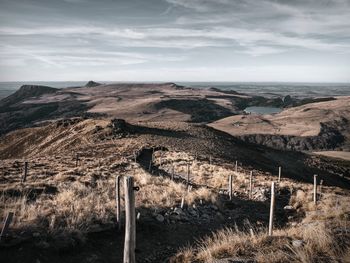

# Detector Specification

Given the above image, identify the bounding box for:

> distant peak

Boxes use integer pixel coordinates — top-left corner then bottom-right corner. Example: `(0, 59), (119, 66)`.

(85, 81), (102, 87)
(0, 85), (57, 107)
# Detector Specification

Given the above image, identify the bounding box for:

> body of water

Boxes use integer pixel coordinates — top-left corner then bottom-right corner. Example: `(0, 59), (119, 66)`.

(244, 106), (282, 115)
(0, 81), (349, 99)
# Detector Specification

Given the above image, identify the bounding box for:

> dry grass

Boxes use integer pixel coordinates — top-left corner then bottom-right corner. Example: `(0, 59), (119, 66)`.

(0, 156), (219, 238)
(171, 181), (350, 263)
(1, 150), (349, 263)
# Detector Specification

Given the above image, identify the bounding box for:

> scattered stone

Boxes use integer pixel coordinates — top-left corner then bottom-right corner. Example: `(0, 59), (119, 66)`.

(173, 207), (184, 215)
(156, 214), (165, 222)
(292, 239), (304, 248)
(284, 205), (294, 210)
(211, 205), (219, 211)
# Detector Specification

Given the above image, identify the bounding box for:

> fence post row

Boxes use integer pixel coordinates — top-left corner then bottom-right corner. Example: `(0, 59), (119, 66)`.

(268, 182), (275, 236)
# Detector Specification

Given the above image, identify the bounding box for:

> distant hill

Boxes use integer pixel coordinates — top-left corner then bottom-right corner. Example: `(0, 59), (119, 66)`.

(0, 85), (57, 108)
(85, 81), (102, 87)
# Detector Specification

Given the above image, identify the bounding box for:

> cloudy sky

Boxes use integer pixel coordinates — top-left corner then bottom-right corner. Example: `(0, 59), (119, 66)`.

(0, 0), (349, 82)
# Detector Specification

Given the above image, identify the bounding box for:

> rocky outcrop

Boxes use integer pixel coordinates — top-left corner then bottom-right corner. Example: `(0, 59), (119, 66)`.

(239, 119), (347, 151)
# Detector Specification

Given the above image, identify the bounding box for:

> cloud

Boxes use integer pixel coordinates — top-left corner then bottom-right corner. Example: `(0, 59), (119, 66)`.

(0, 0), (349, 81)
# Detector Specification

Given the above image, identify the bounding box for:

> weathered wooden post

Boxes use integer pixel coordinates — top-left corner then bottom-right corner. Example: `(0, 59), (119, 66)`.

(75, 153), (79, 167)
(229, 174), (233, 200)
(22, 161), (28, 183)
(268, 182), (275, 236)
(235, 160), (238, 173)
(116, 175), (122, 230)
(278, 166), (281, 182)
(186, 163), (190, 188)
(313, 174), (318, 206)
(209, 156), (212, 165)
(171, 164), (174, 181)
(148, 159), (152, 172)
(0, 212), (14, 241)
(123, 176), (136, 263)
(181, 196), (185, 209)
(249, 171), (253, 199)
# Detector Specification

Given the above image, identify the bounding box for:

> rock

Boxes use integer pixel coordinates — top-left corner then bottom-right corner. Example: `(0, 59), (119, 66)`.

(174, 207), (184, 215)
(292, 239), (304, 248)
(284, 205), (294, 210)
(187, 207), (198, 217)
(210, 205), (219, 211)
(216, 212), (225, 220)
(201, 213), (210, 221)
(155, 214), (165, 222)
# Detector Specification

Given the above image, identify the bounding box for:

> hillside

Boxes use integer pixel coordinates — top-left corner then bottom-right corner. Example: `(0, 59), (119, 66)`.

(0, 83), (349, 262)
(209, 96), (350, 151)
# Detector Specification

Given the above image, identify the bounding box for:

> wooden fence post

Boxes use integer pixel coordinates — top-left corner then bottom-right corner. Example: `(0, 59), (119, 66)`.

(22, 161), (28, 183)
(268, 182), (275, 236)
(313, 174), (318, 206)
(320, 179), (323, 199)
(209, 156), (212, 165)
(249, 171), (253, 199)
(123, 176), (136, 263)
(278, 166), (281, 182)
(235, 161), (238, 173)
(148, 159), (152, 172)
(116, 175), (122, 230)
(187, 163), (190, 189)
(229, 174), (233, 200)
(171, 164), (174, 181)
(0, 212), (14, 241)
(181, 196), (185, 209)
(75, 153), (79, 167)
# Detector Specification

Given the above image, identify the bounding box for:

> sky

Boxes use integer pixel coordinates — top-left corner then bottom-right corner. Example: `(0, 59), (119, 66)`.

(0, 0), (349, 82)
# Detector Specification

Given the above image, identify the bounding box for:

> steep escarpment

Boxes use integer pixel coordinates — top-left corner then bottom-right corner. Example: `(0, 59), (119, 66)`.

(239, 118), (348, 151)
